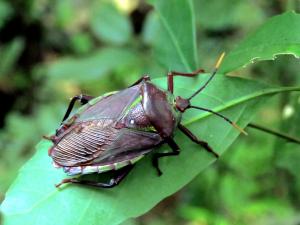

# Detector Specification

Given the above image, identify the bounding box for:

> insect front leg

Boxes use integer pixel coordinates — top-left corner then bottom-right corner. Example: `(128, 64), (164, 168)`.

(167, 68), (205, 93)
(61, 94), (94, 123)
(56, 165), (135, 189)
(178, 124), (219, 158)
(129, 75), (150, 87)
(152, 138), (180, 176)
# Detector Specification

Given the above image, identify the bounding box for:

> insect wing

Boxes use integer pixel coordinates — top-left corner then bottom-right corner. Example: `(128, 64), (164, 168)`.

(50, 120), (117, 167)
(50, 121), (162, 167)
(90, 128), (162, 165)
(77, 85), (141, 122)
(50, 82), (163, 168)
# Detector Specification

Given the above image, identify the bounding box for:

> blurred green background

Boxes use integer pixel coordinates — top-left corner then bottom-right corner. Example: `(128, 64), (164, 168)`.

(0, 0), (300, 224)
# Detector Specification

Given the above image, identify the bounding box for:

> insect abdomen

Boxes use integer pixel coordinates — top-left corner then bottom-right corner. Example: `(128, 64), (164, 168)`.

(63, 155), (144, 176)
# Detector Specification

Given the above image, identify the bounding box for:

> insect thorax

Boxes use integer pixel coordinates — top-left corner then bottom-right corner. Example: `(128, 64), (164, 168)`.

(141, 81), (182, 137)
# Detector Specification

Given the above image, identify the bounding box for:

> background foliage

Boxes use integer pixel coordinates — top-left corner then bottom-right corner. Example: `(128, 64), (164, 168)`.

(0, 0), (300, 225)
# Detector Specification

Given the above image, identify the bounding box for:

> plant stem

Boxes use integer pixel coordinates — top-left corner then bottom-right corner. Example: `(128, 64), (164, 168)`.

(248, 123), (300, 144)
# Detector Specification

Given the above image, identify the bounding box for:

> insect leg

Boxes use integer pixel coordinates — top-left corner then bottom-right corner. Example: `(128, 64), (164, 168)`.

(56, 165), (135, 188)
(178, 124), (219, 158)
(129, 75), (150, 87)
(61, 94), (94, 123)
(152, 138), (180, 176)
(167, 68), (205, 93)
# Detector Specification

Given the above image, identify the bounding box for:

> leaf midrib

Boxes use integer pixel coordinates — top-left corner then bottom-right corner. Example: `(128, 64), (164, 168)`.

(156, 8), (193, 71)
(183, 86), (300, 125)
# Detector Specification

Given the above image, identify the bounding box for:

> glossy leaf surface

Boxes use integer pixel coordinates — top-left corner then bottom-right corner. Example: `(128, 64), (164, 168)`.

(221, 12), (300, 73)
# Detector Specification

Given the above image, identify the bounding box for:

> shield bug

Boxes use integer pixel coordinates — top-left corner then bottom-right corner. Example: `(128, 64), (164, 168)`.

(44, 53), (246, 188)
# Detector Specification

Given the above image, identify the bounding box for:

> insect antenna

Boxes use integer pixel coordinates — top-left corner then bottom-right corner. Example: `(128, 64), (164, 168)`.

(187, 52), (225, 101)
(176, 52), (246, 135)
(189, 105), (248, 135)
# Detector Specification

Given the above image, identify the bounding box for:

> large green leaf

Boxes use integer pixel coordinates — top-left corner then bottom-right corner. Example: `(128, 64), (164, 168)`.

(221, 11), (300, 73)
(144, 0), (198, 71)
(1, 74), (300, 225)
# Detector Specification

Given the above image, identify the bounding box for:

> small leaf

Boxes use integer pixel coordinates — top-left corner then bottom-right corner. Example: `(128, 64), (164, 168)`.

(195, 0), (265, 30)
(0, 1), (13, 30)
(70, 33), (93, 55)
(46, 47), (139, 82)
(90, 2), (132, 45)
(1, 74), (300, 225)
(221, 11), (300, 73)
(54, 0), (74, 28)
(0, 38), (24, 78)
(145, 0), (198, 71)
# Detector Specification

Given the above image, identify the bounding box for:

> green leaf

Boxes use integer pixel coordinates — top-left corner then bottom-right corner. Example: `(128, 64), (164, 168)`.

(0, 38), (24, 78)
(221, 11), (300, 73)
(145, 0), (198, 71)
(46, 47), (139, 82)
(90, 2), (132, 45)
(70, 33), (93, 55)
(54, 0), (75, 28)
(194, 0), (265, 30)
(0, 1), (13, 30)
(275, 93), (300, 177)
(1, 74), (300, 225)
